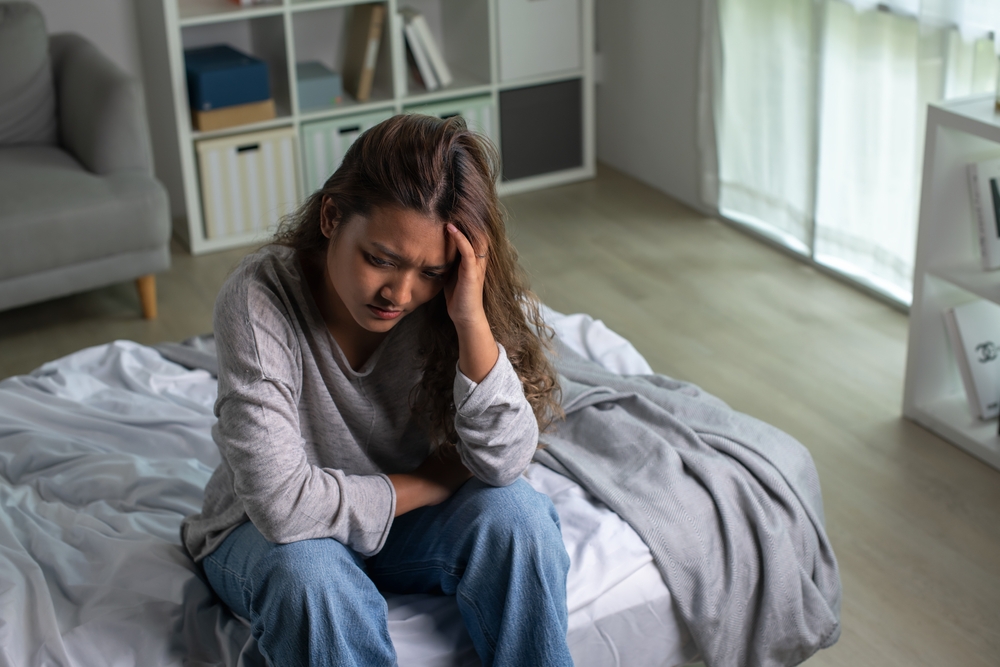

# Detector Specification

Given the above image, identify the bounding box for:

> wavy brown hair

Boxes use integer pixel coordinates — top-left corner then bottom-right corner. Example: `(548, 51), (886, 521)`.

(273, 113), (561, 447)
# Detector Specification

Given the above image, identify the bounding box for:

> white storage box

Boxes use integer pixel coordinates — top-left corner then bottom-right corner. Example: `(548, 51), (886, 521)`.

(196, 127), (300, 240)
(301, 110), (395, 195)
(497, 0), (581, 82)
(405, 95), (497, 146)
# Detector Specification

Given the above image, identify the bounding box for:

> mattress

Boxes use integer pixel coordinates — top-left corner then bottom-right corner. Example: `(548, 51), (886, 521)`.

(0, 308), (699, 666)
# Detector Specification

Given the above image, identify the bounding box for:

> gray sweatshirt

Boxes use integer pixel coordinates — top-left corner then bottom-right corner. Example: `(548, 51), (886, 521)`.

(181, 245), (539, 562)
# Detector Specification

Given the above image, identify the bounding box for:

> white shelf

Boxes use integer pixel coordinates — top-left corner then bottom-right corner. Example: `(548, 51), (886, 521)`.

(190, 115), (294, 141)
(904, 93), (1000, 472)
(496, 69), (586, 92)
(910, 396), (1000, 470)
(178, 0), (285, 26)
(190, 229), (281, 254)
(291, 0), (369, 10)
(402, 72), (491, 105)
(927, 264), (1000, 302)
(137, 0), (596, 255)
(926, 95), (1000, 143)
(297, 99), (396, 123)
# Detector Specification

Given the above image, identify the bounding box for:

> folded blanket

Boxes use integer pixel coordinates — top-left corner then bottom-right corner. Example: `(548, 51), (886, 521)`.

(535, 340), (841, 667)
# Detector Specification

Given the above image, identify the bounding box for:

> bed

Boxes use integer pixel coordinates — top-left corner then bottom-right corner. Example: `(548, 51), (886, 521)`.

(0, 308), (704, 667)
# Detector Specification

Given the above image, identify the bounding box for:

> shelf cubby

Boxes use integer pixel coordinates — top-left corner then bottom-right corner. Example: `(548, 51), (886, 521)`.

(398, 0), (490, 97)
(181, 15), (292, 128)
(291, 3), (394, 113)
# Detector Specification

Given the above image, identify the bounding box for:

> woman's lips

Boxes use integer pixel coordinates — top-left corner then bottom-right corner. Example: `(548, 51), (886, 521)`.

(367, 305), (403, 320)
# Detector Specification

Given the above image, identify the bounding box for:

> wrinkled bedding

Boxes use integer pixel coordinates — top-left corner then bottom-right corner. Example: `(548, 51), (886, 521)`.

(0, 310), (699, 667)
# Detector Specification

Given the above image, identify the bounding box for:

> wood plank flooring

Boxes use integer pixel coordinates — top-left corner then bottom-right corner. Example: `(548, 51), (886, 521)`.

(1, 165), (997, 666)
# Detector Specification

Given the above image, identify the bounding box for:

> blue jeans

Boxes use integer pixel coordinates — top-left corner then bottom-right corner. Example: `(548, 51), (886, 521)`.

(202, 477), (574, 667)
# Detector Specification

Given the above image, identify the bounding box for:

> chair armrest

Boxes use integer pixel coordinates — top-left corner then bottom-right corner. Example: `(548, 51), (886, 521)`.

(49, 33), (154, 175)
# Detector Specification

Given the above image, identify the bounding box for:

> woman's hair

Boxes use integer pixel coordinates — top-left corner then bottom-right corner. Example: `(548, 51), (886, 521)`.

(273, 113), (562, 447)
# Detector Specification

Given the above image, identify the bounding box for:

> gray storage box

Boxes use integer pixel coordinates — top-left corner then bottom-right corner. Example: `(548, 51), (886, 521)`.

(296, 61), (343, 112)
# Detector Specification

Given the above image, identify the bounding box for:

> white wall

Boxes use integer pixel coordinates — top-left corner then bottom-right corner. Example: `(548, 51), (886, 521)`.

(595, 0), (708, 214)
(32, 0), (142, 77)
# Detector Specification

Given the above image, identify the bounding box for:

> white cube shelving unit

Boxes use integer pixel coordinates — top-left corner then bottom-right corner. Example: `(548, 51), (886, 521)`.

(135, 0), (595, 255)
(903, 94), (1000, 471)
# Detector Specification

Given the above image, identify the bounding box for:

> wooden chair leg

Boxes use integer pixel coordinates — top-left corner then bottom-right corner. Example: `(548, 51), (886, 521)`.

(136, 274), (158, 320)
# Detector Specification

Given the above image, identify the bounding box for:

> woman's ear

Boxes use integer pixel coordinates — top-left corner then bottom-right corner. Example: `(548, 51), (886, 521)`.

(319, 196), (339, 239)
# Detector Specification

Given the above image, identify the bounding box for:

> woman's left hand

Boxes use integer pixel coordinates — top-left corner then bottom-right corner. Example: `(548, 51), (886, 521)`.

(444, 223), (489, 331)
(444, 223), (498, 382)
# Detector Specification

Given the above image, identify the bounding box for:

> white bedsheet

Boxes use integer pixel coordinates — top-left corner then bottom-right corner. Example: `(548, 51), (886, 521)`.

(0, 310), (695, 667)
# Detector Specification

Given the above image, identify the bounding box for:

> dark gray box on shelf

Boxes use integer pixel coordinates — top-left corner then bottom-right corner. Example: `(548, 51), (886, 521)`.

(296, 61), (343, 112)
(499, 79), (582, 181)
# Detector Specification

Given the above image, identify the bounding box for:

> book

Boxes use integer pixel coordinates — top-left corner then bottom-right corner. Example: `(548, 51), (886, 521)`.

(943, 299), (1000, 419)
(400, 8), (453, 88)
(342, 3), (386, 103)
(966, 158), (1000, 270)
(403, 22), (438, 91)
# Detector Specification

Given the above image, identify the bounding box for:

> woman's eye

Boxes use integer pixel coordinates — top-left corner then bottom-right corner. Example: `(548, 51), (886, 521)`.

(423, 271), (445, 280)
(367, 254), (392, 268)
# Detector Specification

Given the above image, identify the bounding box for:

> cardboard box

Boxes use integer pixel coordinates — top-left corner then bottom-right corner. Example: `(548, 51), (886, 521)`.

(192, 99), (276, 132)
(184, 44), (270, 111)
(296, 61), (343, 112)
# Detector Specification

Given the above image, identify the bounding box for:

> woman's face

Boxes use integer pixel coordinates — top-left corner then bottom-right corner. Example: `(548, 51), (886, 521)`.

(320, 201), (456, 335)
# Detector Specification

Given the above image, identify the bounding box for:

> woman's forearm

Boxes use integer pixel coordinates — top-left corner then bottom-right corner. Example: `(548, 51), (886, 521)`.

(388, 450), (472, 516)
(456, 317), (500, 384)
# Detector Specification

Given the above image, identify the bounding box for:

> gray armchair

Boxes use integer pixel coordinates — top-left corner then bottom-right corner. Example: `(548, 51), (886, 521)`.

(0, 2), (170, 318)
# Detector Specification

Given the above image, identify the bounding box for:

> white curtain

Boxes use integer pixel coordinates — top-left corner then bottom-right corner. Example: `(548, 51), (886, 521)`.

(710, 0), (999, 303)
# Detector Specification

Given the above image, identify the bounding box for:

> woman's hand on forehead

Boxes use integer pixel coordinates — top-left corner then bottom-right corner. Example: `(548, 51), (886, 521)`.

(444, 223), (498, 383)
(443, 223), (488, 329)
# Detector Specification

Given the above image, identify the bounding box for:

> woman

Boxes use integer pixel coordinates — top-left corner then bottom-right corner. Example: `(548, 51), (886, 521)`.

(180, 114), (573, 667)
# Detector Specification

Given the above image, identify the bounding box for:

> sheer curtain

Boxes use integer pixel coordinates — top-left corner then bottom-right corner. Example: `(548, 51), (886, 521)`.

(708, 0), (999, 304)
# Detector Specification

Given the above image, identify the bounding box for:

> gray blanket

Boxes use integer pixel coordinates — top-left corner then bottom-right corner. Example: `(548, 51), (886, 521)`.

(536, 340), (841, 667)
(158, 334), (841, 666)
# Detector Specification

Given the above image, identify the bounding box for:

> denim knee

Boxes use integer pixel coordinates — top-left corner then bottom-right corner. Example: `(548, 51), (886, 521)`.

(245, 537), (395, 667)
(456, 478), (566, 557)
(248, 536), (364, 605)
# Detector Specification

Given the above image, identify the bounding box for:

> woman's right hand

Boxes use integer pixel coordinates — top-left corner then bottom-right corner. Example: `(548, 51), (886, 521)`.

(388, 448), (473, 516)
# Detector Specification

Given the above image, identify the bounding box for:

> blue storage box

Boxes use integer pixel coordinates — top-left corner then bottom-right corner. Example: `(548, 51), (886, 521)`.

(184, 44), (271, 111)
(296, 61), (343, 112)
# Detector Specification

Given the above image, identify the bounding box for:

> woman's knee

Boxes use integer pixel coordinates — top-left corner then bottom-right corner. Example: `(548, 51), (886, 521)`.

(240, 537), (395, 667)
(458, 478), (565, 551)
(249, 536), (368, 605)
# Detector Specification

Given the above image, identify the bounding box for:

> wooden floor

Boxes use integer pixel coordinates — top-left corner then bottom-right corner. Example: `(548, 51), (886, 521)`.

(1, 165), (997, 666)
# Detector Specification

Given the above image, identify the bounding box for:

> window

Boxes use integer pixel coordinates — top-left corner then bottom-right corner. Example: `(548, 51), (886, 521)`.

(710, 0), (998, 304)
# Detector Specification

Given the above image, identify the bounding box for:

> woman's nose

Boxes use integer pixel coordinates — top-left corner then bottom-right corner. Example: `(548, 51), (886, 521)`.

(380, 273), (412, 306)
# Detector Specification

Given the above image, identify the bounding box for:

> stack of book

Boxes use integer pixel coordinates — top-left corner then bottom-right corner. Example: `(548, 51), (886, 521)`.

(400, 7), (452, 92)
(184, 45), (275, 132)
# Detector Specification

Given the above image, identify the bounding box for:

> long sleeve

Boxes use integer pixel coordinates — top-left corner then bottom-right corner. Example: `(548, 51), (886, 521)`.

(452, 344), (539, 486)
(212, 274), (395, 556)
